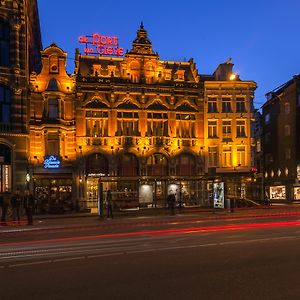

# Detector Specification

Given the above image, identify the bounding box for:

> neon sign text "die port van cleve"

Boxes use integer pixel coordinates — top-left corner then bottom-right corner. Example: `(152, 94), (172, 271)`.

(78, 33), (124, 57)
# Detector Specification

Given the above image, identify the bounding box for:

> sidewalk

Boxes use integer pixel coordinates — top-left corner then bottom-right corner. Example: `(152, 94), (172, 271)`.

(2, 204), (300, 233)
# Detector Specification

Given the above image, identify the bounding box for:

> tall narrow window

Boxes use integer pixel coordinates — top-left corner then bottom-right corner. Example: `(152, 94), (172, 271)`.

(222, 120), (232, 138)
(208, 98), (218, 113)
(0, 21), (10, 67)
(47, 133), (60, 156)
(208, 146), (218, 167)
(48, 98), (59, 119)
(222, 146), (232, 167)
(284, 102), (290, 114)
(236, 120), (246, 137)
(208, 120), (217, 138)
(236, 97), (246, 112)
(284, 125), (290, 136)
(222, 98), (231, 113)
(0, 85), (11, 126)
(237, 146), (246, 166)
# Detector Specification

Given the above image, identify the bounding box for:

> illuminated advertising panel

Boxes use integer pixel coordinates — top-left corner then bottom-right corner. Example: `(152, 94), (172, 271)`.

(78, 33), (124, 57)
(213, 182), (224, 209)
(43, 155), (61, 169)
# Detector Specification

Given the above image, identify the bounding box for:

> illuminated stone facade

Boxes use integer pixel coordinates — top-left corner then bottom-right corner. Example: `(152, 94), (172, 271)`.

(0, 0), (42, 192)
(28, 24), (257, 210)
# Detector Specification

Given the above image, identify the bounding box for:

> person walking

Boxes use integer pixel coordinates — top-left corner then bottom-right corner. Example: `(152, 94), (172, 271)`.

(167, 191), (176, 215)
(106, 190), (113, 219)
(11, 189), (22, 224)
(23, 190), (34, 225)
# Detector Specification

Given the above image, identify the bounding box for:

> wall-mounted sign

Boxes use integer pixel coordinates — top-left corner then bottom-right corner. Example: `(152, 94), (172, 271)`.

(43, 155), (61, 169)
(78, 33), (124, 57)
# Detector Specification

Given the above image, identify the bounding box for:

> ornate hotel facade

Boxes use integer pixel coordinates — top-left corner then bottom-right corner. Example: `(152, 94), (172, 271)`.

(0, 0), (42, 194)
(28, 24), (257, 211)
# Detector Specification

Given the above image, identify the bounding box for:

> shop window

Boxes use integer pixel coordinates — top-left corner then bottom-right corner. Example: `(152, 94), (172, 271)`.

(0, 85), (11, 127)
(270, 186), (286, 200)
(47, 133), (60, 156)
(0, 21), (10, 67)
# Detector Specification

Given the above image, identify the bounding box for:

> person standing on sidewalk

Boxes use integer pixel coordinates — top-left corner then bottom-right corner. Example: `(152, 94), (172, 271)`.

(11, 189), (22, 224)
(23, 190), (34, 225)
(106, 190), (113, 219)
(167, 191), (176, 215)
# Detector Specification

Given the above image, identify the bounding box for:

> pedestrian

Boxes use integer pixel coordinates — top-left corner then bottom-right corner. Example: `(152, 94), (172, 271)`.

(11, 189), (22, 224)
(0, 193), (9, 225)
(167, 191), (176, 215)
(106, 190), (113, 219)
(23, 189), (34, 225)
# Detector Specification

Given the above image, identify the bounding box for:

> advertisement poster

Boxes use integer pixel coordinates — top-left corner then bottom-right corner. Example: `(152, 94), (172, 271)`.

(213, 182), (225, 209)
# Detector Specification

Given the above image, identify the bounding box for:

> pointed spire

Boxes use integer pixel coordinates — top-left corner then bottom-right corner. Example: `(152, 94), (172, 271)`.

(128, 23), (156, 55)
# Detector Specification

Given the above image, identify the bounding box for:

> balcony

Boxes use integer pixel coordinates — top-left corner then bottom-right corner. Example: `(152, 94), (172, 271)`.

(86, 137), (108, 146)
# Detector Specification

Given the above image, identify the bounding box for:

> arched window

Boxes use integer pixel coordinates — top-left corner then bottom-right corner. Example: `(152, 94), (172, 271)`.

(117, 153), (139, 176)
(175, 153), (196, 176)
(0, 85), (11, 126)
(86, 153), (108, 175)
(0, 21), (10, 67)
(147, 153), (168, 176)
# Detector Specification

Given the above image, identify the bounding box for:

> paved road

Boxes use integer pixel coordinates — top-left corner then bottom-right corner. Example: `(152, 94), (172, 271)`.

(1, 212), (300, 299)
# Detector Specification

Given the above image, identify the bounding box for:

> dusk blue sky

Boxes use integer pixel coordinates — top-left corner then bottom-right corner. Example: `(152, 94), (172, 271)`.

(39, 0), (300, 108)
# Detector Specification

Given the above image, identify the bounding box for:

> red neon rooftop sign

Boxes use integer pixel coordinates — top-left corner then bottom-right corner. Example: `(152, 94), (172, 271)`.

(78, 33), (124, 57)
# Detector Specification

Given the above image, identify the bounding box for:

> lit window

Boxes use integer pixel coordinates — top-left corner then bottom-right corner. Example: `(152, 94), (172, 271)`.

(222, 120), (232, 138)
(208, 120), (218, 138)
(285, 167), (289, 176)
(208, 146), (218, 167)
(222, 145), (232, 167)
(47, 132), (60, 156)
(277, 169), (281, 177)
(237, 146), (246, 166)
(236, 120), (246, 137)
(0, 21), (10, 67)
